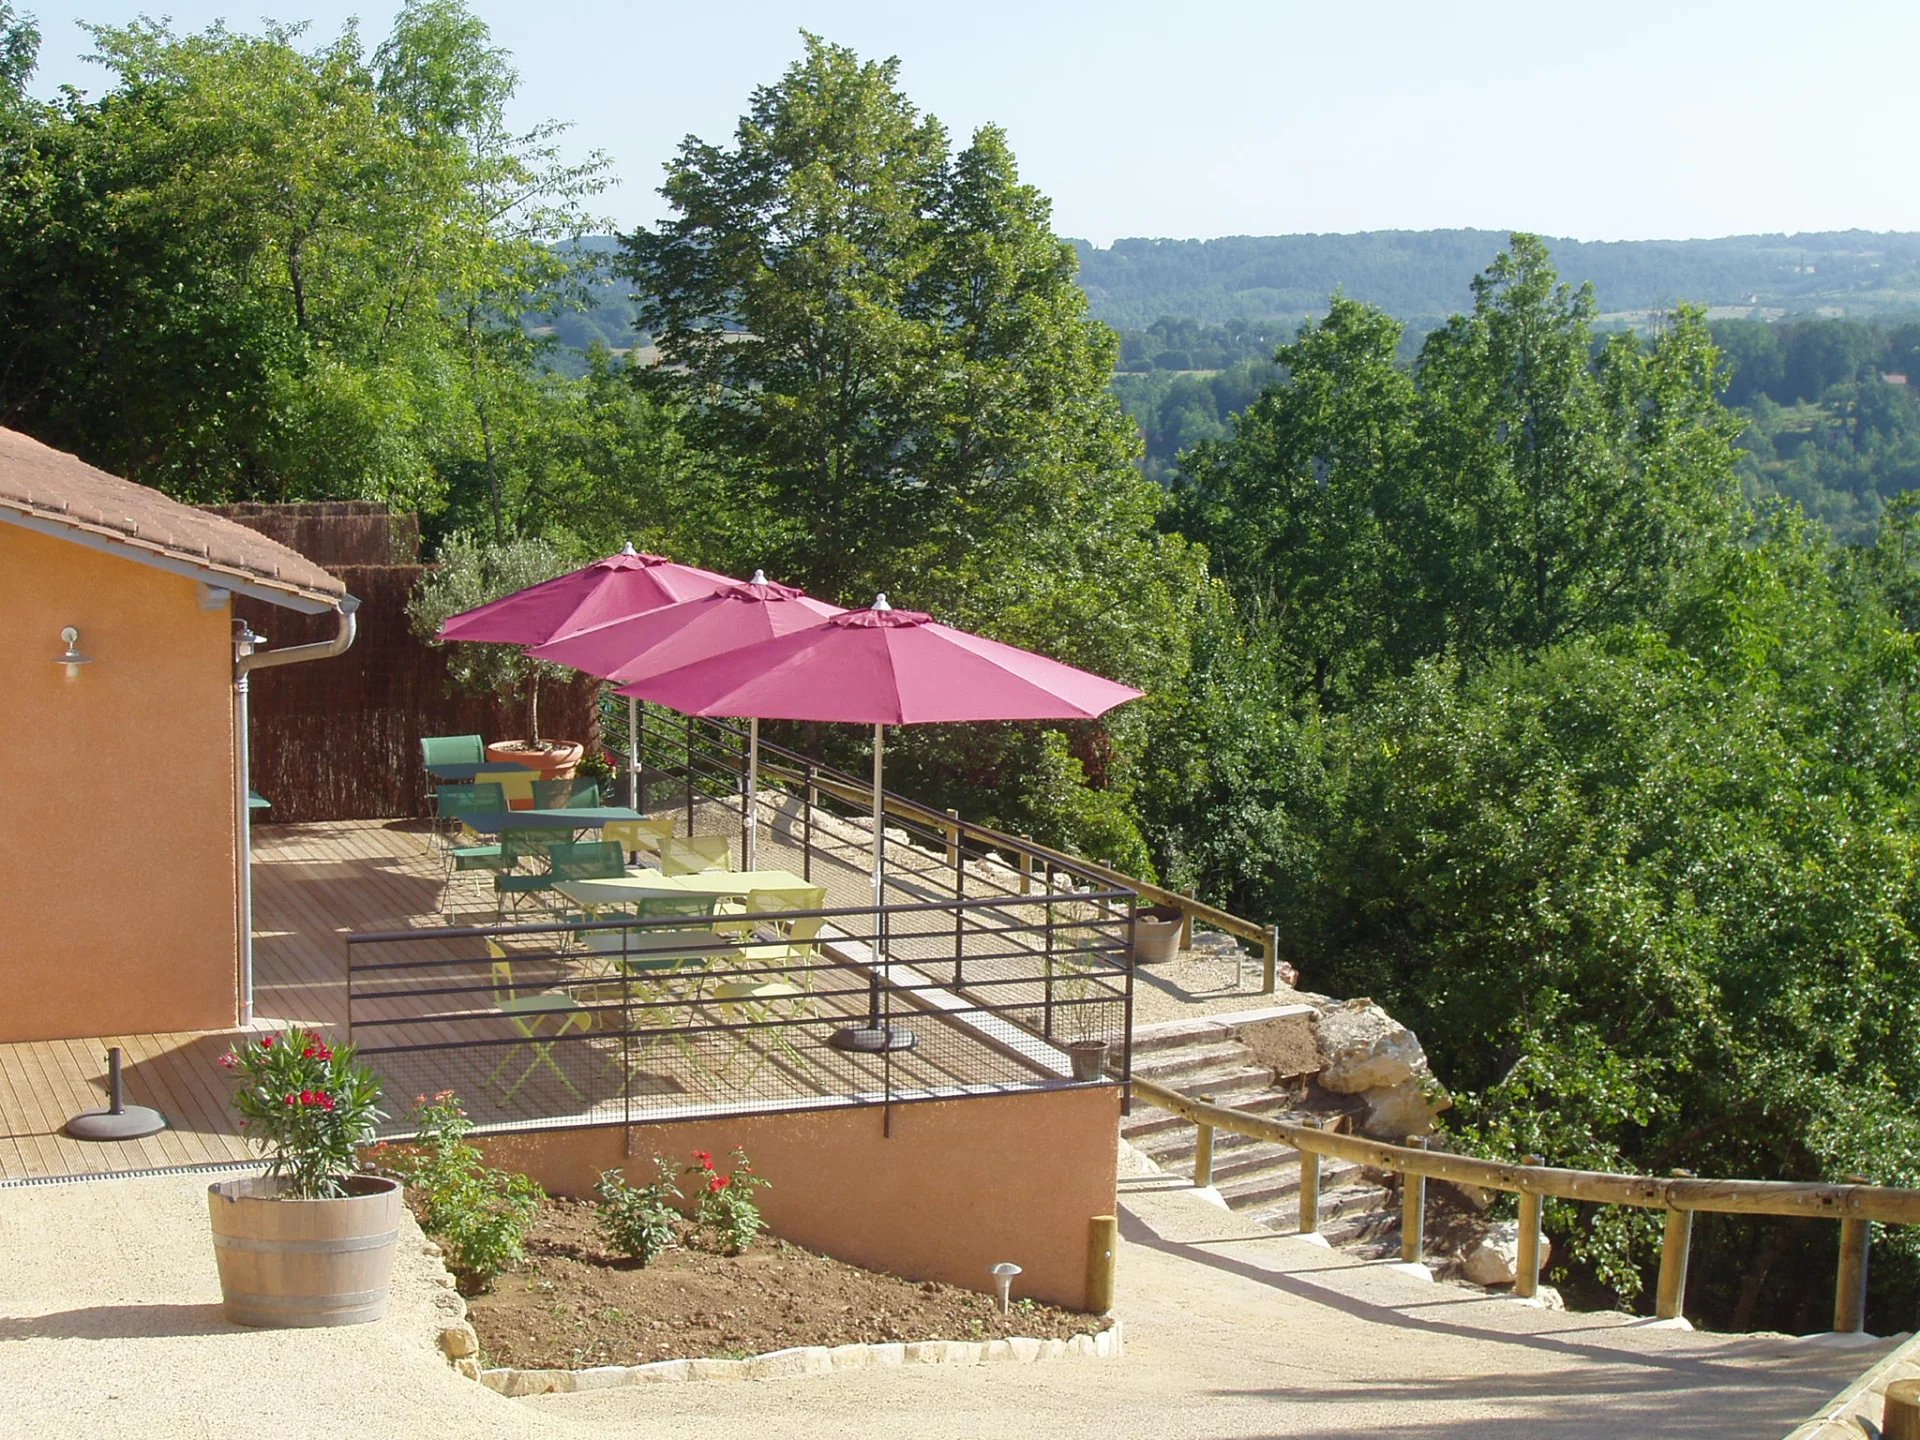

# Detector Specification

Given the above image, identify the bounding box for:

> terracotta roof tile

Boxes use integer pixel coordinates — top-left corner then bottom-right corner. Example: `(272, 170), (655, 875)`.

(0, 427), (346, 607)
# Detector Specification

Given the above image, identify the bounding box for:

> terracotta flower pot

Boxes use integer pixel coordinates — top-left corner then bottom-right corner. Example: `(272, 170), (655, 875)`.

(484, 740), (583, 782)
(208, 1174), (402, 1328)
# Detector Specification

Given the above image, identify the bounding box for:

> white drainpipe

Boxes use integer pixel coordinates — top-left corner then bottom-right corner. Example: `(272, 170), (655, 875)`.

(232, 597), (360, 1024)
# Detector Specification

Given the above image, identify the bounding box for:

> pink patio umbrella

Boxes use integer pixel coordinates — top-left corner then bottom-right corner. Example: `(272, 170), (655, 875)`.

(527, 572), (844, 865)
(620, 595), (1144, 1051)
(437, 543), (735, 643)
(435, 543), (736, 805)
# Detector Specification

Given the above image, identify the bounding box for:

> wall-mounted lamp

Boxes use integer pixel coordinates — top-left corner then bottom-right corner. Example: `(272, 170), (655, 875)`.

(54, 626), (91, 679)
(233, 619), (266, 661)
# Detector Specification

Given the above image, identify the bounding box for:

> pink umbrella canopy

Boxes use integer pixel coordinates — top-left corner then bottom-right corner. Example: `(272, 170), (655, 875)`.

(621, 594), (1143, 1054)
(436, 543), (736, 645)
(617, 596), (1143, 724)
(530, 573), (843, 864)
(527, 572), (843, 682)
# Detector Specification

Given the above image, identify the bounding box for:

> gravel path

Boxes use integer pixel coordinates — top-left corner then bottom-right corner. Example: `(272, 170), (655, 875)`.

(0, 1155), (1893, 1439)
(538, 1148), (1895, 1439)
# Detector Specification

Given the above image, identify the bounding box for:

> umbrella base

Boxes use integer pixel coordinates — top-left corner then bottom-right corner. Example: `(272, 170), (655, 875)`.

(828, 1025), (918, 1055)
(66, 1105), (168, 1141)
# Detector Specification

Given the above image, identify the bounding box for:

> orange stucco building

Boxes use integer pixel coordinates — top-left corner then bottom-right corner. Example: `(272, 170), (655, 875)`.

(0, 429), (352, 1043)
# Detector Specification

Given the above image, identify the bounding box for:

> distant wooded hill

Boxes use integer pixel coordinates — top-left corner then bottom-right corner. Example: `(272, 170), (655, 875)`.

(1070, 229), (1920, 331)
(544, 230), (1920, 365)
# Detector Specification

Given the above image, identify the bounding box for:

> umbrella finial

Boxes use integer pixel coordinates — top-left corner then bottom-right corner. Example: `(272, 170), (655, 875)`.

(750, 569), (769, 586)
(619, 541), (638, 556)
(872, 593), (891, 611)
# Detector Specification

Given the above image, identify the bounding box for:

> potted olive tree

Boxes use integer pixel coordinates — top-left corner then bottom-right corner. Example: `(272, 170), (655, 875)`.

(209, 1029), (397, 1327)
(407, 533), (585, 779)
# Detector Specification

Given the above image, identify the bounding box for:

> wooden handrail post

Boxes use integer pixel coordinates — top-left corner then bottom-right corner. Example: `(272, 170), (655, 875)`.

(1401, 1136), (1427, 1264)
(1515, 1156), (1545, 1299)
(1263, 926), (1278, 993)
(1884, 1379), (1920, 1440)
(1655, 1169), (1694, 1321)
(1179, 908), (1194, 951)
(1087, 1215), (1118, 1315)
(1194, 1095), (1217, 1188)
(1019, 838), (1033, 896)
(1835, 1175), (1872, 1334)
(1298, 1146), (1321, 1235)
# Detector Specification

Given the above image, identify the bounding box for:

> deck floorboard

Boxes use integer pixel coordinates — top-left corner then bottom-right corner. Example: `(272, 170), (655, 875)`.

(1, 814), (1087, 1182)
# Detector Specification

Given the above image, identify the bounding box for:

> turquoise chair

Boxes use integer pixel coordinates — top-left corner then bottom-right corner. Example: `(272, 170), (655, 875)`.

(421, 733), (484, 770)
(493, 826), (571, 915)
(534, 777), (603, 810)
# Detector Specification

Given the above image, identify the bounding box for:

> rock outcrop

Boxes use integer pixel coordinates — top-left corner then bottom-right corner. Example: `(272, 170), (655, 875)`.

(1313, 998), (1452, 1141)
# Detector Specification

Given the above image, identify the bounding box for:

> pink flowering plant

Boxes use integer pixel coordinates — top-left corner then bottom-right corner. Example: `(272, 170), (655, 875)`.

(219, 1027), (385, 1198)
(684, 1147), (770, 1255)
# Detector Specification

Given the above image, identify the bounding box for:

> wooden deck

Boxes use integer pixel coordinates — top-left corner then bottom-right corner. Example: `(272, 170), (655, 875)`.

(0, 812), (1110, 1182)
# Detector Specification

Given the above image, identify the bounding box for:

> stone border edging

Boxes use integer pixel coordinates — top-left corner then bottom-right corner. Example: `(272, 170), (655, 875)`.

(476, 1321), (1125, 1395)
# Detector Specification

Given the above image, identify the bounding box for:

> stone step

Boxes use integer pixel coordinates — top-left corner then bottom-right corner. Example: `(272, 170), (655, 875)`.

(1243, 1181), (1396, 1236)
(1119, 1016), (1419, 1265)
(1128, 1018), (1237, 1055)
(1120, 1084), (1351, 1142)
(1128, 1040), (1272, 1082)
(1219, 1157), (1372, 1210)
(1129, 1113), (1332, 1168)
(1120, 1092), (1294, 1142)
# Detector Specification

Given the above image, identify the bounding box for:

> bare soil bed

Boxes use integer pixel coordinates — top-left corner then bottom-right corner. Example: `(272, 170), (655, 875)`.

(465, 1197), (1109, 1371)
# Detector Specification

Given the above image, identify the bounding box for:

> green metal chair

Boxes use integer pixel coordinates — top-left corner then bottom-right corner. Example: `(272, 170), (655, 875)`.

(421, 734), (485, 770)
(547, 840), (628, 927)
(484, 940), (589, 1103)
(659, 833), (732, 875)
(435, 784), (510, 912)
(603, 813), (676, 863)
(437, 783), (506, 850)
(714, 886), (828, 1081)
(493, 825), (571, 916)
(612, 895), (737, 1071)
(533, 777), (603, 810)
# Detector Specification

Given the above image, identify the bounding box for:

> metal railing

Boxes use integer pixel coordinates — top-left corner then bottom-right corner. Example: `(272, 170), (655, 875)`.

(1134, 1075), (1920, 1333)
(601, 699), (1285, 987)
(345, 889), (1135, 1140)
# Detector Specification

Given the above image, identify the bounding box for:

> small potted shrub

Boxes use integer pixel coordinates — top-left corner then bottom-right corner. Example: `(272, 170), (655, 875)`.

(407, 533), (585, 778)
(208, 1028), (397, 1327)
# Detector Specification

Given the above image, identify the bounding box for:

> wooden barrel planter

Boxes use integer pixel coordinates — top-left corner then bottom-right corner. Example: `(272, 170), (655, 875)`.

(1130, 905), (1185, 965)
(208, 1175), (403, 1328)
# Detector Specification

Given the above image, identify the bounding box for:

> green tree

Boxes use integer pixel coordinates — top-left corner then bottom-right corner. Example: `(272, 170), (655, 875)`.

(1172, 295), (1415, 702)
(1410, 237), (1746, 661)
(622, 34), (1205, 864)
(0, 4), (615, 521)
(406, 533), (576, 742)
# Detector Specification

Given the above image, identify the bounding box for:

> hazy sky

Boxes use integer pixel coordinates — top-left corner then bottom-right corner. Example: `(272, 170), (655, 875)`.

(24, 0), (1920, 247)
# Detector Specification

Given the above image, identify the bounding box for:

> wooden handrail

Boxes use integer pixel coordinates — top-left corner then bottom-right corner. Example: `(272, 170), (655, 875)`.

(629, 711), (1284, 982)
(1131, 1075), (1912, 1328)
(754, 757), (1276, 950)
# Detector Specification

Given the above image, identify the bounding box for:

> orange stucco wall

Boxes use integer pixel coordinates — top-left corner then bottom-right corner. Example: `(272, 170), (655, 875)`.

(478, 1087), (1122, 1309)
(0, 525), (240, 1041)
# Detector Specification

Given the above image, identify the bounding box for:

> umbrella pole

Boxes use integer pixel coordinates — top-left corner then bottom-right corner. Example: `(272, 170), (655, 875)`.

(746, 716), (760, 869)
(830, 721), (915, 1055)
(627, 695), (641, 810)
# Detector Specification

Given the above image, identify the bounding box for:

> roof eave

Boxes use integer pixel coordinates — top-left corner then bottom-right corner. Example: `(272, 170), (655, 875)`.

(0, 504), (345, 615)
